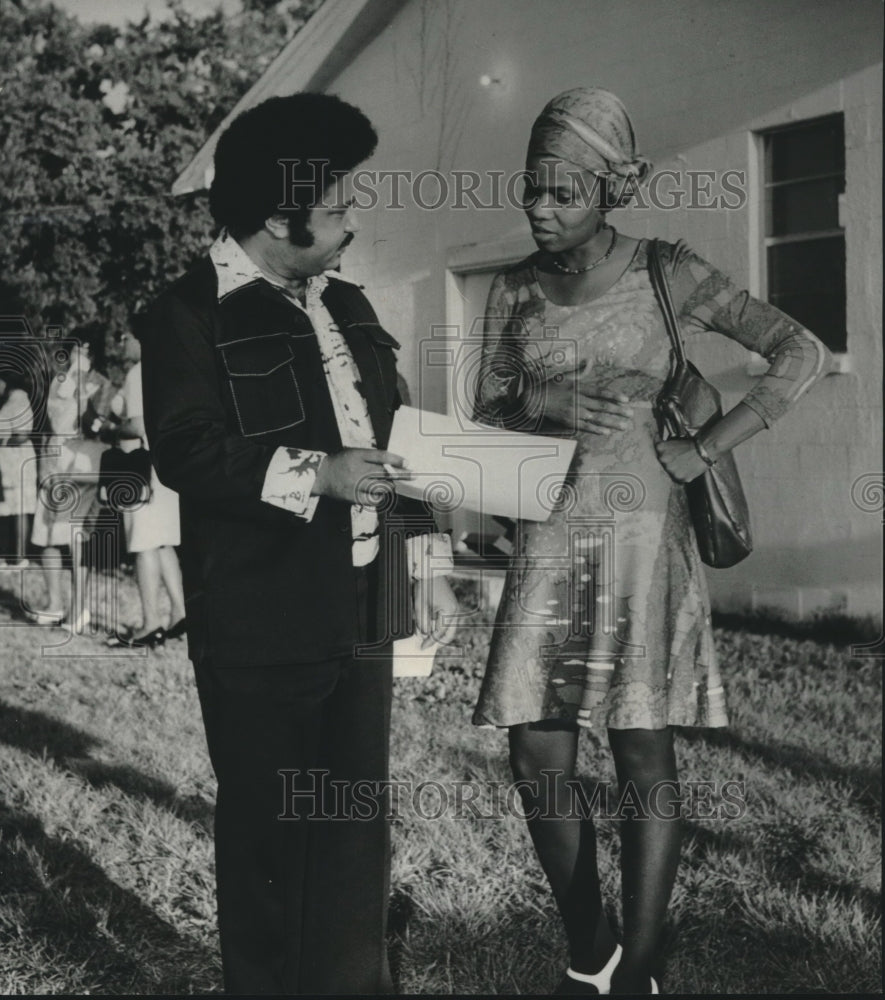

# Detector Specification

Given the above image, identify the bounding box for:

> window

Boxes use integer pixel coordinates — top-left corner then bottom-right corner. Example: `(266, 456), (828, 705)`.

(762, 114), (846, 352)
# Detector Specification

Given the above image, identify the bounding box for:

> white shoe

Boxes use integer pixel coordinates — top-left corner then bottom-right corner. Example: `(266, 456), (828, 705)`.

(66, 607), (92, 634)
(651, 977), (659, 994)
(26, 608), (66, 626)
(564, 944), (623, 994)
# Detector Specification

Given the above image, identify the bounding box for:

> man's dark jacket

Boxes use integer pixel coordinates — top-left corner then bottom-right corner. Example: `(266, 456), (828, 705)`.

(140, 257), (433, 668)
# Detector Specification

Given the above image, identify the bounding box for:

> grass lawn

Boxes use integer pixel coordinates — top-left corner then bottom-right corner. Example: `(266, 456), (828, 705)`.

(0, 567), (881, 994)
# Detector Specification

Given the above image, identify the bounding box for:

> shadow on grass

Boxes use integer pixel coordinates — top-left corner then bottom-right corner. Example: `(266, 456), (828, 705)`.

(0, 579), (36, 623)
(678, 726), (882, 818)
(711, 609), (882, 648)
(386, 886), (416, 990)
(0, 794), (219, 993)
(436, 739), (879, 992)
(681, 817), (881, 918)
(659, 894), (879, 994)
(0, 699), (214, 831)
(386, 886), (566, 995)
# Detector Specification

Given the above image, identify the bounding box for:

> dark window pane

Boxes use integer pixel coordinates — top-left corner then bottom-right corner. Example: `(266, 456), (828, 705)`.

(768, 236), (845, 295)
(765, 176), (844, 236)
(766, 115), (845, 183)
(768, 237), (846, 351)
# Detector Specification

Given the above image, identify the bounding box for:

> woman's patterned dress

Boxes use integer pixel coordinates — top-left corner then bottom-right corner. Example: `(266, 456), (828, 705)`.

(472, 239), (830, 731)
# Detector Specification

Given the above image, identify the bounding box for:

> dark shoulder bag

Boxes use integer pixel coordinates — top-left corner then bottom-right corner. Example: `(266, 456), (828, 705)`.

(649, 239), (753, 568)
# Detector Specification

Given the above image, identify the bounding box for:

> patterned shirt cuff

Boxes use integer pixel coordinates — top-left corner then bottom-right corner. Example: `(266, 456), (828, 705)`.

(261, 447), (326, 521)
(406, 532), (454, 580)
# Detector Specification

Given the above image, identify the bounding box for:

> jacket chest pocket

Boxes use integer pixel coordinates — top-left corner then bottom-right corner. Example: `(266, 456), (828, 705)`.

(353, 323), (400, 405)
(218, 333), (306, 438)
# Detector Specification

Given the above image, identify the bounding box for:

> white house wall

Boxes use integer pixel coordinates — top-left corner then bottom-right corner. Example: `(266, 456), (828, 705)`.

(318, 0), (882, 620)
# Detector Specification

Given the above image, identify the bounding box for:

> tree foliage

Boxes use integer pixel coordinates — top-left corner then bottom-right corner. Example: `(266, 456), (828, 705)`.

(0, 0), (319, 365)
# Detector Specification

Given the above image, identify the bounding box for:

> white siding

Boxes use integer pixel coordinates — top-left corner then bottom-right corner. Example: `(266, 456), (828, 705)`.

(322, 0), (882, 619)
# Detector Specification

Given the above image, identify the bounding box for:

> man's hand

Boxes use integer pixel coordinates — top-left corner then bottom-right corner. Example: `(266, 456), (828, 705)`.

(412, 575), (459, 648)
(541, 364), (634, 435)
(654, 437), (709, 483)
(312, 448), (411, 506)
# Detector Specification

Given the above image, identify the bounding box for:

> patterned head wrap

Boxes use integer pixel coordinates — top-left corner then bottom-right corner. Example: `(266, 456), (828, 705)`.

(527, 87), (651, 182)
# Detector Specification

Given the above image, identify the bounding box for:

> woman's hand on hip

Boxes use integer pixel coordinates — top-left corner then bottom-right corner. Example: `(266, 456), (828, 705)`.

(541, 368), (634, 434)
(654, 437), (709, 483)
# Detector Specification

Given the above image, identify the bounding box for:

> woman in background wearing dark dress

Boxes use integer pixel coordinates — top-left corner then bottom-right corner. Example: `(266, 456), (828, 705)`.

(473, 88), (831, 994)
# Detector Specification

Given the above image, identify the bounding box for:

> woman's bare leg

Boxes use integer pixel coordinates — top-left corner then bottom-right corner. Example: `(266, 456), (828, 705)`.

(41, 545), (66, 614)
(134, 548), (163, 634)
(157, 545), (185, 623)
(13, 513), (31, 563)
(71, 539), (95, 629)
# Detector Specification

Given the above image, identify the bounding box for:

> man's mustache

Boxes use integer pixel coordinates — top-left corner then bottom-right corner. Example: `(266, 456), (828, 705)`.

(339, 232), (355, 250)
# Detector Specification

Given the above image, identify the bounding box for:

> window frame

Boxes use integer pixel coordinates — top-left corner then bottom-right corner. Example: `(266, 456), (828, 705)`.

(755, 112), (848, 357)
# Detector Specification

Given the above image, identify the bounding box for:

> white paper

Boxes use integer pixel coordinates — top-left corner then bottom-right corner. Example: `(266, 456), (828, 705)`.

(387, 405), (576, 522)
(392, 631), (442, 677)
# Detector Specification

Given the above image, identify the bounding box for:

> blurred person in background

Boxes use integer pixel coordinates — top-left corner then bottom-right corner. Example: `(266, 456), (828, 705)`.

(105, 327), (185, 649)
(28, 324), (115, 628)
(0, 369), (38, 567)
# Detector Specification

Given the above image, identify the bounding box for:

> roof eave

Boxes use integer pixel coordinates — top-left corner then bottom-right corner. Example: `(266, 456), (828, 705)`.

(172, 0), (409, 196)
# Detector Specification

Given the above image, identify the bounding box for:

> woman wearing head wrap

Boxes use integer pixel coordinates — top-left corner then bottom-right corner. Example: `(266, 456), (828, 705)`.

(473, 88), (831, 994)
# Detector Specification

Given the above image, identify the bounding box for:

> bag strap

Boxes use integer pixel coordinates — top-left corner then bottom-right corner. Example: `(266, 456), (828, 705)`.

(648, 239), (687, 370)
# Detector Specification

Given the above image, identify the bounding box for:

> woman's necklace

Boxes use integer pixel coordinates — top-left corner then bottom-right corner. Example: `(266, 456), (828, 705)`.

(551, 226), (618, 275)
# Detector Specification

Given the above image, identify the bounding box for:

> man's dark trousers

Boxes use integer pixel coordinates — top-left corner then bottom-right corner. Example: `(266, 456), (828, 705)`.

(193, 565), (394, 995)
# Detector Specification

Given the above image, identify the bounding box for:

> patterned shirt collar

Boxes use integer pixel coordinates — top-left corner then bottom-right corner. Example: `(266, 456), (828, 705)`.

(209, 229), (328, 303)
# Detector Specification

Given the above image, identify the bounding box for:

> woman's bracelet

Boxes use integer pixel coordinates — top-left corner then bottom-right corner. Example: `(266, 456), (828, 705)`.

(693, 435), (718, 467)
